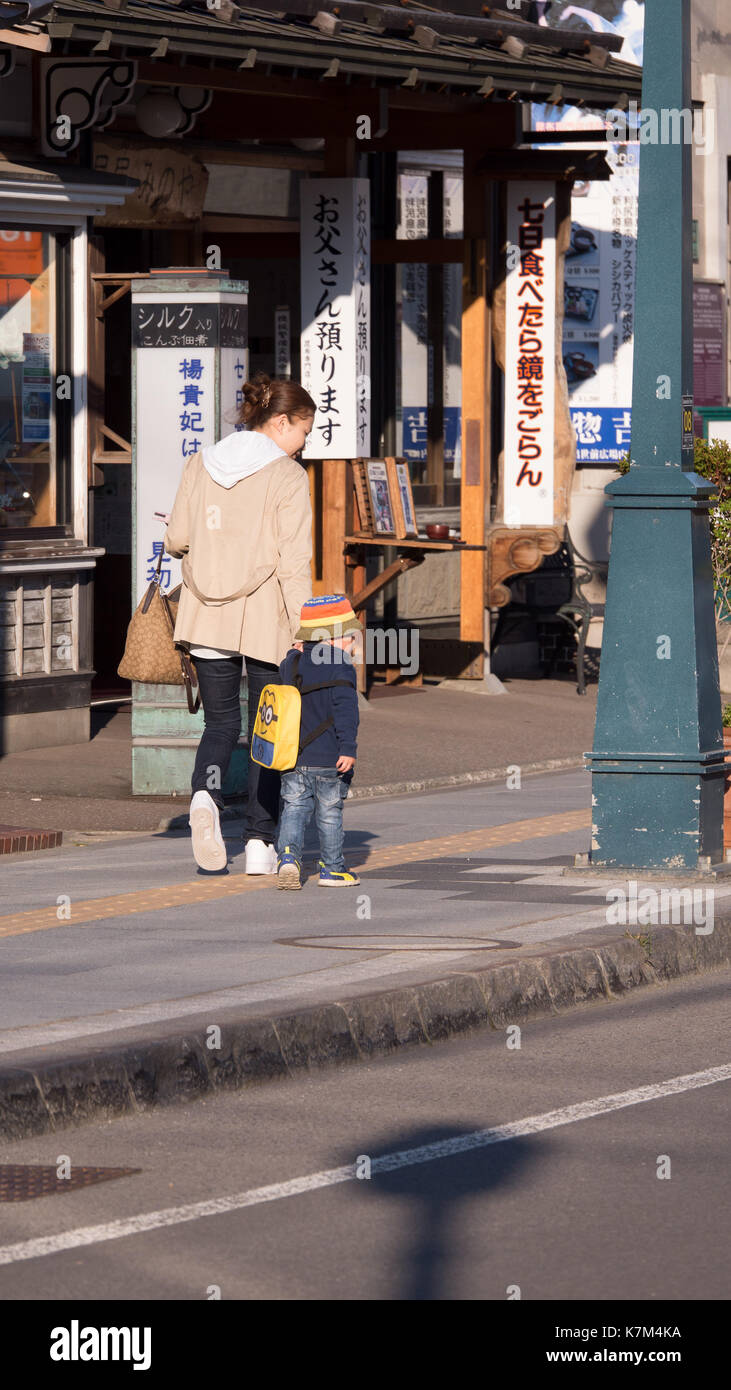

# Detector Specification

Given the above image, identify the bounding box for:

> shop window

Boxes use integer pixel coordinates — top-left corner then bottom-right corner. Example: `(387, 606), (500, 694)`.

(395, 163), (463, 508)
(0, 228), (72, 535)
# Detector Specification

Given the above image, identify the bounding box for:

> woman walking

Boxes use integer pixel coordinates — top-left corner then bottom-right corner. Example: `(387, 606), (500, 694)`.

(163, 373), (315, 873)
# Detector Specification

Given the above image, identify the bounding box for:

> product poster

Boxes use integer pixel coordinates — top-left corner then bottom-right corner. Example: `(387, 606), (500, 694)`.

(561, 144), (639, 464)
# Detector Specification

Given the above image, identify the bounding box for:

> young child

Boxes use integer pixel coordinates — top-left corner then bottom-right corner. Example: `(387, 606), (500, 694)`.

(276, 594), (361, 890)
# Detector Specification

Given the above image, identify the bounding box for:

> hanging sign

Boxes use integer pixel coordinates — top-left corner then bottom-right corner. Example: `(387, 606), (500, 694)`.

(300, 178), (371, 459)
(504, 181), (557, 527)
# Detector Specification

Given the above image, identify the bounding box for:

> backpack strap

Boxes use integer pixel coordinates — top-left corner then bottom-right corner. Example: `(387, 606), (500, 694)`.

(291, 650), (355, 755)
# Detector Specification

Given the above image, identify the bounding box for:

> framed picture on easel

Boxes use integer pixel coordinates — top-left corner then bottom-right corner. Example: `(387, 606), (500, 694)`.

(366, 459), (397, 536)
(390, 458), (419, 538)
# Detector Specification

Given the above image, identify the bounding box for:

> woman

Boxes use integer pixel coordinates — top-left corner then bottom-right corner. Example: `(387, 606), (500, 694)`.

(163, 373), (315, 873)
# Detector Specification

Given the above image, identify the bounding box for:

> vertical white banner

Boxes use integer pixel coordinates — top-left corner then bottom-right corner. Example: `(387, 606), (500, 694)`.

(300, 178), (371, 459)
(504, 182), (557, 527)
(132, 284), (247, 603)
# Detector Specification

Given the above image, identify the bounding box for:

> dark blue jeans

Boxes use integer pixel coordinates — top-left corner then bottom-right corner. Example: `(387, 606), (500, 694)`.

(191, 654), (281, 844)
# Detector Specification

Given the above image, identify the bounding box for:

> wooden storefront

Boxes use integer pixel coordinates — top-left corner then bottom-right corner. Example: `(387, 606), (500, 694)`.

(0, 1), (642, 745)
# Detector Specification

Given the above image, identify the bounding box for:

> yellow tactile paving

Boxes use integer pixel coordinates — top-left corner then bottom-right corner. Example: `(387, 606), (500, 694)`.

(0, 809), (590, 940)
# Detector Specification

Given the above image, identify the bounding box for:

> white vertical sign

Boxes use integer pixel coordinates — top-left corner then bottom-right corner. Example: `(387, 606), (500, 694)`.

(300, 178), (370, 459)
(132, 283), (247, 603)
(504, 182), (556, 527)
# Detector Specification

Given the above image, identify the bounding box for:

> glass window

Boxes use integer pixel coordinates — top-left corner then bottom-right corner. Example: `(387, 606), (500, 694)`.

(0, 227), (70, 534)
(395, 164), (463, 507)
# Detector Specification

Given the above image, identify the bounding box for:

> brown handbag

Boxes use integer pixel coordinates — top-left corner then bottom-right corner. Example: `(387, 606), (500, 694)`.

(118, 549), (200, 713)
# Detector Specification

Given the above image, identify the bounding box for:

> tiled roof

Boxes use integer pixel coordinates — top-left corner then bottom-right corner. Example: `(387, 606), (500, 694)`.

(34, 0), (641, 107)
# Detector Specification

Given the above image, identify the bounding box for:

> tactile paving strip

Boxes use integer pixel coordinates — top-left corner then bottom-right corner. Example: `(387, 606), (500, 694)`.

(0, 810), (590, 940)
(0, 1165), (142, 1203)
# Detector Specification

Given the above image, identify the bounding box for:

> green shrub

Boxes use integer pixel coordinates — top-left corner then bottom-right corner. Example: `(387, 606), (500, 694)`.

(616, 439), (731, 624)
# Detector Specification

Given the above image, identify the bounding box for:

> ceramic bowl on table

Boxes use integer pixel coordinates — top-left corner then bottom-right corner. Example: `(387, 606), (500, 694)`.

(425, 523), (449, 540)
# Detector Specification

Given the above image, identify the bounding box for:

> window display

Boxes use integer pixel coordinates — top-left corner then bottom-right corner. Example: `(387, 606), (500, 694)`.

(0, 228), (66, 531)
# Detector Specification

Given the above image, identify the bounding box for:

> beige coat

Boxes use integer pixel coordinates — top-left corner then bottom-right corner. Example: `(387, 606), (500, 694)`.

(164, 450), (313, 666)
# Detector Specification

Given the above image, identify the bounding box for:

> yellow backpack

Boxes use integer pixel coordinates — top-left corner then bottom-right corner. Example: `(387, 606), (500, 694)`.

(250, 651), (353, 772)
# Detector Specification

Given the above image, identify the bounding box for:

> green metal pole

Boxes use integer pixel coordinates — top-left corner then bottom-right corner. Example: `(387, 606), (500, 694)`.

(586, 0), (725, 870)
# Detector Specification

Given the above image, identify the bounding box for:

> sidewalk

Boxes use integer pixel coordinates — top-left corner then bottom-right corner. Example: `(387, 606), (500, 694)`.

(1, 768), (728, 1140)
(0, 676), (598, 833)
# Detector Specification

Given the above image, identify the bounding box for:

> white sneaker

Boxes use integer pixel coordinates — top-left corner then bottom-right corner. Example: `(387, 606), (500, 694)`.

(245, 839), (278, 875)
(189, 791), (227, 871)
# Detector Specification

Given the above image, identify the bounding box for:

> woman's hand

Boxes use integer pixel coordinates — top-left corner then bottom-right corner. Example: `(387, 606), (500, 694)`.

(336, 755), (356, 773)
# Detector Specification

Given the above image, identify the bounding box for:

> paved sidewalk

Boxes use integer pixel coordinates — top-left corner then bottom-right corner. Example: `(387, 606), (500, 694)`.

(0, 677), (597, 833)
(0, 769), (727, 1140)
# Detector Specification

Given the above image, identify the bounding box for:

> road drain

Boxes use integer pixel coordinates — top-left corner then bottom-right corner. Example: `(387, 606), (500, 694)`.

(0, 1165), (141, 1203)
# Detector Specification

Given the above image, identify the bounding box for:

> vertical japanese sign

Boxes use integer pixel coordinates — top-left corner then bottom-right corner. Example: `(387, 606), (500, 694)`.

(219, 296), (249, 437)
(300, 178), (370, 459)
(693, 281), (726, 409)
(504, 182), (557, 527)
(132, 279), (247, 604)
(275, 305), (291, 378)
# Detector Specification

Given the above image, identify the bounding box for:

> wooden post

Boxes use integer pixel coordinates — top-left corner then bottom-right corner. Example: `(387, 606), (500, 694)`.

(321, 459), (350, 593)
(459, 156), (490, 672)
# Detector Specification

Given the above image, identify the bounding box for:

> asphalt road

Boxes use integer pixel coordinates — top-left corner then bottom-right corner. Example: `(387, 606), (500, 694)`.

(0, 967), (728, 1302)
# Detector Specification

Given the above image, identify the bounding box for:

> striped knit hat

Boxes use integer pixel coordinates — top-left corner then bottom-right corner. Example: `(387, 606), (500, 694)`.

(295, 593), (363, 642)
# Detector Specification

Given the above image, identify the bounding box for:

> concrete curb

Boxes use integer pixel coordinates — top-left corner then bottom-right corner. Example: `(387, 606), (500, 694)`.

(1, 917), (728, 1141)
(155, 756), (586, 828)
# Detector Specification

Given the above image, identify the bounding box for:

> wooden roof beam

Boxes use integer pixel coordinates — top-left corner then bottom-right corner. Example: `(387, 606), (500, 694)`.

(255, 0), (625, 54)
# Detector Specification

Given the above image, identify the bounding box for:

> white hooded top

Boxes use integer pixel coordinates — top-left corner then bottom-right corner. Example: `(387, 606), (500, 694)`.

(200, 428), (286, 489)
(188, 430), (290, 660)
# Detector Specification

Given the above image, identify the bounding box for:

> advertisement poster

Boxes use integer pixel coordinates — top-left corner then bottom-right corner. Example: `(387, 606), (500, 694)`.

(21, 332), (51, 443)
(562, 144), (639, 464)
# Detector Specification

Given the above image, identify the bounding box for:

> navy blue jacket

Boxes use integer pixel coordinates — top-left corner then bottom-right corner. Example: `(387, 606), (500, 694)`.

(278, 642), (359, 768)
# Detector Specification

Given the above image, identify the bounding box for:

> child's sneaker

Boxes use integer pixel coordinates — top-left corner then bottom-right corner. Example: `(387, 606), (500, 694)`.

(277, 847), (302, 891)
(318, 860), (360, 887)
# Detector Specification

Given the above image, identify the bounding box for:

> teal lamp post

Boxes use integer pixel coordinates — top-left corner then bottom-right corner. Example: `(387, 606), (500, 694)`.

(585, 0), (725, 871)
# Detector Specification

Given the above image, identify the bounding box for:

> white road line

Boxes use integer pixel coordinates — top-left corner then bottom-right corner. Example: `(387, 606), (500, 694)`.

(0, 1063), (728, 1268)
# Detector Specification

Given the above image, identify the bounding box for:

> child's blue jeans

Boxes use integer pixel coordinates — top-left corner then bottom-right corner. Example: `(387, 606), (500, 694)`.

(278, 766), (350, 872)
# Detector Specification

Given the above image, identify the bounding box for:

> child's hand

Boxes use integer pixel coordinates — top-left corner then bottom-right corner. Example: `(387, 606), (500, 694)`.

(292, 641), (304, 651)
(336, 755), (356, 773)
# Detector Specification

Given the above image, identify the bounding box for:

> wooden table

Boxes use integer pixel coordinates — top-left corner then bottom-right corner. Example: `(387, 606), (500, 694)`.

(343, 534), (488, 694)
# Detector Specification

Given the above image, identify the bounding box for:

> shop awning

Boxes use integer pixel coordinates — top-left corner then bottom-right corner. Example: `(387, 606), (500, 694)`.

(33, 0), (642, 109)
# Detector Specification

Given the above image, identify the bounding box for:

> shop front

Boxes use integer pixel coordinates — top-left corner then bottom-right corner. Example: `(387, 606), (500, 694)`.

(0, 1), (642, 755)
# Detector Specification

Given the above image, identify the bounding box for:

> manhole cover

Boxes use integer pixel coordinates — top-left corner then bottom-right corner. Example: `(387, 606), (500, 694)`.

(279, 934), (508, 952)
(0, 1165), (141, 1203)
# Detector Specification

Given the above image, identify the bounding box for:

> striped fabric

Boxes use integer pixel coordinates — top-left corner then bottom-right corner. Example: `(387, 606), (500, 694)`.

(295, 593), (362, 639)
